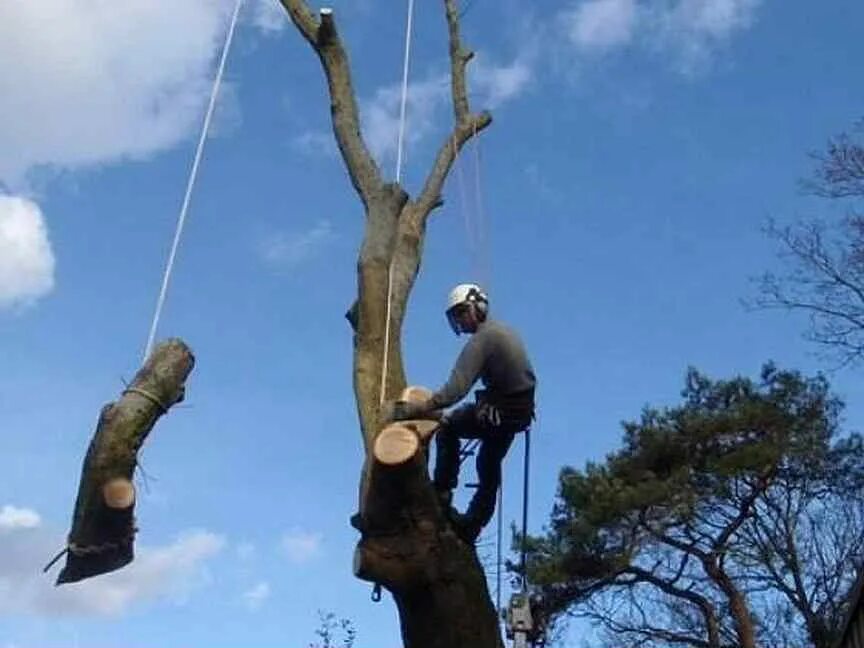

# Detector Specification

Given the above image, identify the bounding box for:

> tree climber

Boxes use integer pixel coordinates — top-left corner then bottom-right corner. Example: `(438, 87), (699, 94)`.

(390, 283), (537, 542)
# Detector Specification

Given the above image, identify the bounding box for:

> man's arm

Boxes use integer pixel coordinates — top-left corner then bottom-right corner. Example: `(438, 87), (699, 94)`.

(428, 333), (487, 410)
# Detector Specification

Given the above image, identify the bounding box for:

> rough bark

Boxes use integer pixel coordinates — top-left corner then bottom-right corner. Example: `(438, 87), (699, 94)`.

(354, 422), (503, 648)
(280, 2), (498, 647)
(703, 564), (756, 648)
(53, 339), (195, 585)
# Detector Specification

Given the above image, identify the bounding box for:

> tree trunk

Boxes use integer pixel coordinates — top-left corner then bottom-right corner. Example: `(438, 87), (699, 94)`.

(353, 422), (503, 648)
(705, 563), (757, 648)
(280, 3), (500, 645)
(53, 339), (195, 585)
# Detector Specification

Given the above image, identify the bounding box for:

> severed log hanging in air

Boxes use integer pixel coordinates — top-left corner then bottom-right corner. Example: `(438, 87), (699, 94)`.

(49, 339), (195, 585)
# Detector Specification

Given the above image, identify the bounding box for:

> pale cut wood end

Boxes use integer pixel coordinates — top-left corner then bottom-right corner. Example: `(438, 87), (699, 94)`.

(103, 478), (136, 509)
(375, 424), (420, 465)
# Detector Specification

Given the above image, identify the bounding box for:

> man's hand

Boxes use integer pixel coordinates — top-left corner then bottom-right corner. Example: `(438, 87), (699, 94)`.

(391, 400), (429, 421)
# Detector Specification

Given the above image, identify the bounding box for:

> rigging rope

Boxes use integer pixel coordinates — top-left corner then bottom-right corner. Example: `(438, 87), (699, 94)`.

(472, 126), (490, 292)
(143, 0), (244, 362)
(520, 428), (531, 591)
(379, 0), (416, 405)
(496, 479), (503, 613)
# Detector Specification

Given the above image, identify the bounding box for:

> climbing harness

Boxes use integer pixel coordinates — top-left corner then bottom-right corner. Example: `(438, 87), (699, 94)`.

(143, 0), (244, 362)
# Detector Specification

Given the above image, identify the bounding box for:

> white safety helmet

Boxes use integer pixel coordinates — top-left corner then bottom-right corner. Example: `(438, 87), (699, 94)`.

(445, 283), (489, 334)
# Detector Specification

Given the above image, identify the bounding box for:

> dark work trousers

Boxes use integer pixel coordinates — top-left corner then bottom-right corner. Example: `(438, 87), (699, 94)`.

(433, 401), (526, 529)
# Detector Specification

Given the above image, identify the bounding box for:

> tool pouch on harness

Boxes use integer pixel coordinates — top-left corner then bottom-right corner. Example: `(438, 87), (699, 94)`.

(475, 388), (535, 431)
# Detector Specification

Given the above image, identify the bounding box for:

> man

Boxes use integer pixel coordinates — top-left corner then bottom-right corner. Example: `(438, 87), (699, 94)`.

(391, 283), (536, 542)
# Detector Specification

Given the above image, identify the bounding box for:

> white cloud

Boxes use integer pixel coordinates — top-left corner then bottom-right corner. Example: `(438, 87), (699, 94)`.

(0, 196), (55, 310)
(242, 581), (271, 610)
(208, 82), (243, 140)
(292, 131), (339, 158)
(0, 506), (41, 533)
(471, 55), (535, 109)
(559, 0), (761, 71)
(649, 0), (761, 72)
(362, 74), (450, 165)
(292, 45), (534, 168)
(281, 529), (322, 564)
(669, 0), (760, 37)
(0, 525), (225, 617)
(565, 0), (639, 52)
(260, 220), (335, 270)
(360, 54), (534, 166)
(0, 0), (237, 188)
(250, 0), (287, 34)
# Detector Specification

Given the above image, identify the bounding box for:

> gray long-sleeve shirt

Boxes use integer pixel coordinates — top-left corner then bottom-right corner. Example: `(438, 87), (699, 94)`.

(429, 318), (536, 410)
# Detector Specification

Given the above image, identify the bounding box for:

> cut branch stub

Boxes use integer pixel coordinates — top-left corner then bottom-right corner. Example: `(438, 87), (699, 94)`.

(397, 385), (442, 441)
(375, 424), (420, 466)
(53, 338), (195, 585)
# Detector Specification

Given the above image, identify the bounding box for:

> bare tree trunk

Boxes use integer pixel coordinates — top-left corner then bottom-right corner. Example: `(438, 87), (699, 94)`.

(280, 2), (499, 646)
(54, 339), (194, 585)
(354, 423), (502, 648)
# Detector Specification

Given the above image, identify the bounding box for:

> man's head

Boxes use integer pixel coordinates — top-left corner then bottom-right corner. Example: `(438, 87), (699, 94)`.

(446, 283), (489, 335)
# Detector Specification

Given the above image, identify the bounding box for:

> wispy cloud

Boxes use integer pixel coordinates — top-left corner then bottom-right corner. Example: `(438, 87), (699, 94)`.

(281, 529), (322, 565)
(294, 52), (534, 169)
(291, 131), (339, 159)
(0, 520), (225, 617)
(649, 0), (762, 73)
(470, 54), (535, 109)
(362, 74), (450, 165)
(249, 0), (288, 35)
(242, 581), (271, 610)
(260, 220), (335, 271)
(564, 0), (639, 53)
(208, 82), (243, 140)
(0, 196), (55, 310)
(559, 0), (762, 72)
(0, 505), (41, 532)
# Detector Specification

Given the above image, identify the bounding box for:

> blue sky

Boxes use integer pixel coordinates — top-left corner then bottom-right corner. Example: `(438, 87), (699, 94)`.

(1, 0), (863, 646)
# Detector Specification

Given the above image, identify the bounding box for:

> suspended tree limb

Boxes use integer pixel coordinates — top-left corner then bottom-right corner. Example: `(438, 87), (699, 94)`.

(53, 339), (195, 585)
(280, 1), (383, 207)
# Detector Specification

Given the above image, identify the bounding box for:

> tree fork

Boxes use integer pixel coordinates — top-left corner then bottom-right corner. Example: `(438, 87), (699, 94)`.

(53, 339), (195, 585)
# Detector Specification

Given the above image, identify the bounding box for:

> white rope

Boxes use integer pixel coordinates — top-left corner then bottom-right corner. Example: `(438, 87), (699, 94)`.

(143, 0), (244, 362)
(472, 126), (490, 292)
(455, 127), (488, 290)
(394, 0), (415, 185)
(379, 0), (416, 405)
